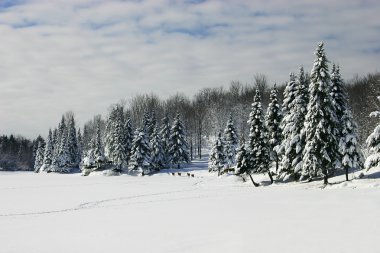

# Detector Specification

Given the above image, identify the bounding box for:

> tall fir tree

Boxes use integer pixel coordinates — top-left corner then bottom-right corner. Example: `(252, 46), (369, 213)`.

(208, 132), (226, 175)
(159, 114), (171, 165)
(57, 121), (70, 169)
(52, 128), (59, 166)
(150, 126), (164, 170)
(331, 64), (364, 180)
(105, 106), (128, 170)
(235, 142), (259, 186)
(148, 110), (157, 138)
(279, 68), (308, 181)
(129, 128), (151, 173)
(124, 116), (133, 165)
(364, 97), (380, 171)
(33, 141), (45, 172)
(169, 113), (190, 169)
(223, 113), (238, 168)
(247, 90), (273, 183)
(302, 42), (339, 184)
(42, 129), (53, 171)
(67, 116), (78, 167)
(92, 122), (104, 165)
(77, 128), (83, 164)
(265, 85), (283, 173)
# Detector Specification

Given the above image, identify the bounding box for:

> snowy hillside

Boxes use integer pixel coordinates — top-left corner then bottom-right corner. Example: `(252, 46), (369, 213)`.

(1, 159), (379, 253)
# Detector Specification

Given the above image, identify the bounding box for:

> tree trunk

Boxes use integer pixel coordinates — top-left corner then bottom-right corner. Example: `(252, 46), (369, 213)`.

(268, 171), (274, 184)
(190, 138), (193, 161)
(177, 163), (180, 169)
(345, 167), (349, 181)
(275, 154), (279, 174)
(248, 174), (260, 187)
(323, 174), (328, 185)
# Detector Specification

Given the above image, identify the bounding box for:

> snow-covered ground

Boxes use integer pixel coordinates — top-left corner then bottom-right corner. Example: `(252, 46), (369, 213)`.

(1, 159), (379, 253)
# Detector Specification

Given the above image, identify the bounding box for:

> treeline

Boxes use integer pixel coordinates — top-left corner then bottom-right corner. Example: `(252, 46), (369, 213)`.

(1, 43), (380, 173)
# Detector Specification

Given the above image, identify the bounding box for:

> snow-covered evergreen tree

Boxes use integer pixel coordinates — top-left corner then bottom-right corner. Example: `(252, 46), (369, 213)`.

(331, 64), (364, 180)
(159, 114), (171, 165)
(142, 110), (150, 134)
(41, 129), (53, 172)
(92, 122), (105, 165)
(105, 106), (127, 170)
(150, 126), (164, 170)
(302, 42), (339, 184)
(67, 116), (78, 167)
(247, 90), (272, 183)
(279, 68), (309, 181)
(124, 116), (133, 165)
(129, 128), (151, 173)
(223, 113), (238, 168)
(169, 113), (190, 169)
(77, 128), (83, 163)
(148, 110), (157, 138)
(265, 85), (282, 173)
(364, 96), (380, 171)
(235, 141), (260, 186)
(33, 141), (44, 172)
(57, 122), (70, 169)
(208, 132), (226, 175)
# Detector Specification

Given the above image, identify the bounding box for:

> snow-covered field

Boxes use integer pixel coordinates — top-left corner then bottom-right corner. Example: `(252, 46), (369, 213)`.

(1, 160), (380, 253)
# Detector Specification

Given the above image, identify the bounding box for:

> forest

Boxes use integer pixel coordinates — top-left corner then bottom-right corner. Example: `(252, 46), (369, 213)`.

(1, 42), (380, 185)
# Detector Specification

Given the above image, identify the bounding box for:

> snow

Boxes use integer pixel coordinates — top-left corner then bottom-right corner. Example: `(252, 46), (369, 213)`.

(1, 160), (380, 253)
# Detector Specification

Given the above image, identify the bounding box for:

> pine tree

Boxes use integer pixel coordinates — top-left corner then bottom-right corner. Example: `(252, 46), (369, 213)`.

(223, 113), (238, 168)
(33, 141), (44, 172)
(247, 90), (272, 183)
(159, 114), (171, 165)
(169, 113), (190, 169)
(124, 116), (133, 165)
(142, 110), (150, 134)
(279, 68), (308, 181)
(92, 122), (104, 165)
(150, 126), (164, 170)
(42, 129), (53, 171)
(148, 110), (157, 138)
(77, 128), (83, 163)
(105, 106), (127, 170)
(57, 122), (70, 169)
(67, 116), (78, 167)
(331, 64), (364, 180)
(52, 128), (59, 166)
(302, 42), (339, 184)
(265, 85), (283, 173)
(129, 128), (151, 173)
(235, 142), (259, 186)
(208, 132), (226, 175)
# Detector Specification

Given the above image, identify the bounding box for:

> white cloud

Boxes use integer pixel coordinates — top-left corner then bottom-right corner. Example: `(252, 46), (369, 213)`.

(0, 0), (379, 138)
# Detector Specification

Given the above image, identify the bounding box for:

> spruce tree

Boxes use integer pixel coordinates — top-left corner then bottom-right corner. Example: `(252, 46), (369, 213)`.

(33, 141), (44, 172)
(159, 114), (171, 165)
(235, 142), (259, 186)
(57, 122), (70, 169)
(77, 128), (83, 164)
(247, 90), (272, 183)
(364, 96), (380, 171)
(92, 122), (104, 166)
(148, 110), (157, 138)
(302, 42), (339, 184)
(150, 126), (164, 170)
(105, 106), (127, 170)
(208, 132), (226, 176)
(67, 116), (78, 167)
(124, 116), (133, 165)
(52, 128), (59, 167)
(129, 128), (151, 173)
(279, 68), (308, 181)
(169, 113), (190, 169)
(331, 64), (364, 180)
(223, 113), (238, 168)
(42, 129), (53, 171)
(265, 85), (283, 173)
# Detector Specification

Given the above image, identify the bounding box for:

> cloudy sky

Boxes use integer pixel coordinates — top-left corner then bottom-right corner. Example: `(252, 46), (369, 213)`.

(0, 0), (379, 138)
